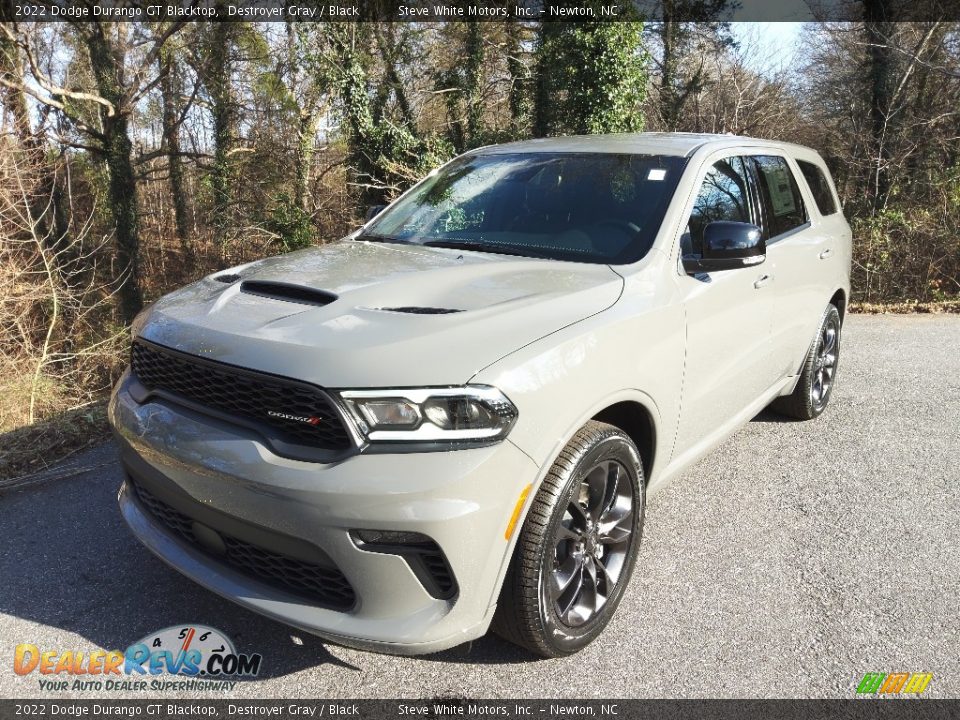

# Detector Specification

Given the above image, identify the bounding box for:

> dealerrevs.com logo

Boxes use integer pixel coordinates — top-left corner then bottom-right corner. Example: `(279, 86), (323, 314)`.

(13, 625), (262, 693)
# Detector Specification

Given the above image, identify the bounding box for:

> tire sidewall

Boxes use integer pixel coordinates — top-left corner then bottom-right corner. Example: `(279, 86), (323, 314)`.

(808, 305), (842, 417)
(534, 432), (645, 655)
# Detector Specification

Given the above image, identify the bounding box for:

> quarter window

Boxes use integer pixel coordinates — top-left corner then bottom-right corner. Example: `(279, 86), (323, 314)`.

(750, 156), (808, 238)
(685, 157), (752, 255)
(797, 160), (838, 216)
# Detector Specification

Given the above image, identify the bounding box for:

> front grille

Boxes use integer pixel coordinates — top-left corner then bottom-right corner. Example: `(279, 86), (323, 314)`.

(131, 481), (356, 610)
(130, 340), (352, 453)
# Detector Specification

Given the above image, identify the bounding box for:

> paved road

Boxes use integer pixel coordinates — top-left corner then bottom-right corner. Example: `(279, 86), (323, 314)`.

(1, 315), (958, 700)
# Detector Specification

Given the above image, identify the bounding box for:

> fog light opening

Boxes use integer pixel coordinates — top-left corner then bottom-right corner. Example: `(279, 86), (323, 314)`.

(351, 529), (458, 600)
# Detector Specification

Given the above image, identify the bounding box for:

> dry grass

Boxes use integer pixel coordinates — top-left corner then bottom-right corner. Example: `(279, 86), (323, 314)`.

(0, 401), (110, 482)
(849, 299), (960, 314)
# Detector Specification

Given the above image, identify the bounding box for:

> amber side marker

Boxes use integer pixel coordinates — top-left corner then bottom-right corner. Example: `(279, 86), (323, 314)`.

(505, 483), (533, 540)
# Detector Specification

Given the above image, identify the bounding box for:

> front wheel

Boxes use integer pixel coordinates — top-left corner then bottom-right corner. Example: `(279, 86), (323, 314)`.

(492, 421), (645, 658)
(772, 303), (841, 420)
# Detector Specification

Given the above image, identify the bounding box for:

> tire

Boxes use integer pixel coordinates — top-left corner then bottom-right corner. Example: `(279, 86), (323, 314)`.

(492, 420), (645, 658)
(771, 304), (841, 420)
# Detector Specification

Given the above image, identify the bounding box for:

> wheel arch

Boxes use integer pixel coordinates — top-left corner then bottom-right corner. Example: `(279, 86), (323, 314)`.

(829, 288), (847, 325)
(591, 401), (656, 482)
(486, 390), (665, 621)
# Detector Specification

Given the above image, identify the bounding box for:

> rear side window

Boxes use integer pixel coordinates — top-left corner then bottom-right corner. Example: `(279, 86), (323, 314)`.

(797, 160), (838, 216)
(750, 156), (808, 238)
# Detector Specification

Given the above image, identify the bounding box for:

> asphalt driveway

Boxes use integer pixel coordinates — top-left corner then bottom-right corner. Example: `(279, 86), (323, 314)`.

(1, 314), (958, 699)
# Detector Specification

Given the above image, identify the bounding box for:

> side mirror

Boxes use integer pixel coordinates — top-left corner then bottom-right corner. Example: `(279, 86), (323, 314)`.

(365, 204), (387, 222)
(682, 221), (765, 274)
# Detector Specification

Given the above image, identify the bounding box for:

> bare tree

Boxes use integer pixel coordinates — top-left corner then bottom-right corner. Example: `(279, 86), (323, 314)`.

(1, 20), (184, 322)
(0, 138), (125, 429)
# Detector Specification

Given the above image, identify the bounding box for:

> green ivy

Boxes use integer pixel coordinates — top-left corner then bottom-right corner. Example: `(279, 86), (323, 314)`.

(535, 12), (648, 136)
(264, 193), (315, 251)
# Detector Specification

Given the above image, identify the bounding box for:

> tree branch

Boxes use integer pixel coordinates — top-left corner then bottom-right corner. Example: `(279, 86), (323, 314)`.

(1, 23), (116, 117)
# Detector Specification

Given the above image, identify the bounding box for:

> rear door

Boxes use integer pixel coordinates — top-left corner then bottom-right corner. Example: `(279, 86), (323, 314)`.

(745, 154), (825, 378)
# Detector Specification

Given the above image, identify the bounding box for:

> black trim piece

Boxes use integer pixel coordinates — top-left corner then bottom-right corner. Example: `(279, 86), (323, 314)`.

(352, 534), (458, 601)
(377, 307), (462, 315)
(240, 280), (337, 307)
(358, 438), (504, 454)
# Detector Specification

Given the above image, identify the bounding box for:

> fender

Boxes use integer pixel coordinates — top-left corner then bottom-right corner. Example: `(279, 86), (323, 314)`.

(483, 388), (664, 617)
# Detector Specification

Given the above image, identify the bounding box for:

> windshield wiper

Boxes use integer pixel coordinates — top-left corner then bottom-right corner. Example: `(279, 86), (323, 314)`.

(423, 239), (552, 259)
(356, 233), (413, 244)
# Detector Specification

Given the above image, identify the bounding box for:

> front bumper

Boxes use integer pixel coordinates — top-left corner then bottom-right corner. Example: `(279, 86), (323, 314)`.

(110, 372), (539, 654)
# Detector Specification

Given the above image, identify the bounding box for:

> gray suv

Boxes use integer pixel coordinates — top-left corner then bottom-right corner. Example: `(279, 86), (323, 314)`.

(111, 133), (851, 657)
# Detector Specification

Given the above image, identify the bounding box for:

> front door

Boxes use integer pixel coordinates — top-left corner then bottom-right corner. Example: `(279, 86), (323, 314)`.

(674, 156), (779, 457)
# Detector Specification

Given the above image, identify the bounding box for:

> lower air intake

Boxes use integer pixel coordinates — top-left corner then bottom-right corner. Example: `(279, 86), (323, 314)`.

(131, 480), (356, 610)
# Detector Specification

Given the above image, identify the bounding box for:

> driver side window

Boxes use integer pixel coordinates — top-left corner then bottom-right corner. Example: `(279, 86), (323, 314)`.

(682, 157), (751, 256)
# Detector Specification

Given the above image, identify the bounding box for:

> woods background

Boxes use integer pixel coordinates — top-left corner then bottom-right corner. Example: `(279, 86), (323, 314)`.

(1, 4), (959, 474)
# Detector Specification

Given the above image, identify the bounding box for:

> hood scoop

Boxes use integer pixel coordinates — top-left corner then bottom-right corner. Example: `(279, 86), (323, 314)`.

(240, 280), (337, 307)
(377, 306), (462, 315)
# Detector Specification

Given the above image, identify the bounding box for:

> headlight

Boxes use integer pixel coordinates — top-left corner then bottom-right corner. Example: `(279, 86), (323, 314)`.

(339, 386), (517, 444)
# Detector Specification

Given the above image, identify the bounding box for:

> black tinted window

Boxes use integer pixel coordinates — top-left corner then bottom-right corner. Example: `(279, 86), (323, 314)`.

(364, 153), (687, 264)
(797, 160), (838, 216)
(750, 156), (808, 237)
(685, 157), (751, 255)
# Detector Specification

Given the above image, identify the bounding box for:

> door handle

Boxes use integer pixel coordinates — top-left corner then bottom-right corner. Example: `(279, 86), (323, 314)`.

(819, 248), (834, 259)
(753, 274), (774, 289)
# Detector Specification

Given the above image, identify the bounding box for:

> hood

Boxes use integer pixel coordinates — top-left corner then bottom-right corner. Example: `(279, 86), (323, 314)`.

(138, 240), (623, 387)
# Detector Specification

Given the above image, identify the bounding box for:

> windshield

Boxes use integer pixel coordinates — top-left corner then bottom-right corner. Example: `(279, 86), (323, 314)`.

(360, 152), (687, 264)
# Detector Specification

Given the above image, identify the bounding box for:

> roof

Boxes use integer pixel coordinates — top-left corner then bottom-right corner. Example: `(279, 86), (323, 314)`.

(476, 132), (810, 158)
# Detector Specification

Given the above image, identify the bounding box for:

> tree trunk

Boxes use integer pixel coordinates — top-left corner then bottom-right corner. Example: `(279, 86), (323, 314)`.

(532, 23), (560, 137)
(104, 117), (142, 322)
(864, 0), (894, 210)
(505, 13), (529, 135)
(373, 24), (414, 128)
(464, 23), (484, 147)
(1, 30), (35, 148)
(294, 109), (319, 212)
(84, 23), (143, 322)
(207, 11), (235, 249)
(659, 16), (679, 130)
(159, 44), (193, 261)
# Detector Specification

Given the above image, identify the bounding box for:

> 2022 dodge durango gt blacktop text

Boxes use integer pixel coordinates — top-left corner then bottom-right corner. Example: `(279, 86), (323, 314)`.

(110, 133), (851, 657)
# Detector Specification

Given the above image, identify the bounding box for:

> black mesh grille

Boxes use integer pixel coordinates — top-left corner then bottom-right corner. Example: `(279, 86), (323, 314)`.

(130, 340), (352, 452)
(419, 549), (456, 597)
(131, 481), (356, 609)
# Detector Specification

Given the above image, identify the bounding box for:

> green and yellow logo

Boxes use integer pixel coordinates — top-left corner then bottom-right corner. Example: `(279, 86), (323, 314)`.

(856, 672), (933, 695)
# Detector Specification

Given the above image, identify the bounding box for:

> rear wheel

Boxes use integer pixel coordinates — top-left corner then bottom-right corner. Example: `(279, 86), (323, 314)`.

(772, 304), (841, 420)
(493, 421), (644, 658)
